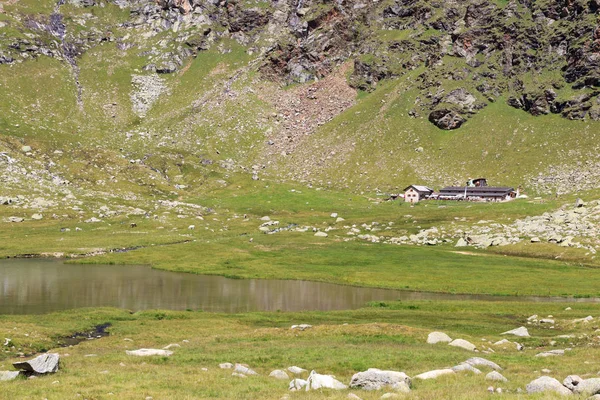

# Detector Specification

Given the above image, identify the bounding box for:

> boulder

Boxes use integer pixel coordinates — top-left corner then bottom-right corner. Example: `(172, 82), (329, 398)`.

(13, 353), (59, 374)
(291, 324), (312, 331)
(288, 366), (307, 375)
(563, 375), (583, 391)
(448, 339), (476, 351)
(314, 232), (328, 237)
(219, 363), (233, 369)
(349, 368), (411, 391)
(486, 371), (508, 382)
(428, 109), (465, 130)
(427, 332), (452, 344)
(501, 326), (530, 337)
(269, 370), (289, 380)
(347, 394), (362, 400)
(451, 364), (481, 374)
(455, 238), (468, 247)
(31, 214), (43, 220)
(526, 376), (572, 396)
(0, 371), (19, 381)
(464, 357), (502, 371)
(414, 369), (454, 380)
(573, 378), (600, 395)
(7, 217), (24, 223)
(125, 349), (173, 357)
(536, 349), (565, 357)
(305, 370), (347, 390)
(234, 363), (258, 375)
(289, 378), (308, 391)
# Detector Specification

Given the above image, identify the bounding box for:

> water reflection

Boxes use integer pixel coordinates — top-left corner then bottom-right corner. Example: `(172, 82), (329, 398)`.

(0, 259), (599, 314)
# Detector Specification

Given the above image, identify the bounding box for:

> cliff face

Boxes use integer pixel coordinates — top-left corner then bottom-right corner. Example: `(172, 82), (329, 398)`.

(2, 0), (599, 129)
(1, 0), (600, 196)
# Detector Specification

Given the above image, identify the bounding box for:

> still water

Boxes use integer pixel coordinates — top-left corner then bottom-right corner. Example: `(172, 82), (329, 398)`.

(1, 259), (599, 314)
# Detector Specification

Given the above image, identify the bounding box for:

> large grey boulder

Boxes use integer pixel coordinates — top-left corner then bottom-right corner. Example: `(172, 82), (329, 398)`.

(448, 339), (476, 351)
(0, 371), (20, 381)
(13, 353), (59, 374)
(125, 349), (173, 357)
(306, 370), (347, 390)
(573, 378), (600, 395)
(349, 368), (411, 391)
(526, 376), (572, 396)
(427, 332), (452, 344)
(464, 357), (502, 371)
(501, 326), (530, 337)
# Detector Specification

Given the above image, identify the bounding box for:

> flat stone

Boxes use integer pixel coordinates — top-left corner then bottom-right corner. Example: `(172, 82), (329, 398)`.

(451, 363), (481, 374)
(306, 370), (347, 390)
(414, 369), (454, 380)
(31, 214), (43, 220)
(288, 366), (307, 375)
(314, 232), (328, 237)
(269, 370), (289, 380)
(501, 326), (530, 337)
(349, 368), (411, 391)
(427, 331), (452, 344)
(125, 349), (173, 357)
(486, 371), (508, 382)
(219, 363), (233, 369)
(536, 349), (565, 357)
(464, 357), (502, 371)
(13, 353), (59, 374)
(0, 371), (20, 381)
(234, 363), (258, 375)
(7, 217), (24, 223)
(291, 324), (312, 331)
(448, 339), (476, 351)
(526, 376), (572, 396)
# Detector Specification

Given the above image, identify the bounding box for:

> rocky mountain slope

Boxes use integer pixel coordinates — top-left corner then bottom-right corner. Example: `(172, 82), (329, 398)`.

(1, 0), (600, 199)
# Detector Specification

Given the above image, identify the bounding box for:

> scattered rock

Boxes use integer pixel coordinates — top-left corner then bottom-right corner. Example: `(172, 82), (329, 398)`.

(563, 375), (583, 391)
(125, 349), (173, 357)
(464, 357), (502, 371)
(451, 364), (481, 374)
(349, 368), (411, 391)
(448, 339), (476, 351)
(526, 376), (572, 396)
(573, 378), (600, 395)
(414, 369), (454, 380)
(291, 324), (312, 331)
(31, 214), (43, 220)
(501, 327), (530, 337)
(219, 363), (233, 369)
(13, 353), (59, 374)
(0, 371), (20, 381)
(486, 371), (508, 382)
(288, 366), (307, 375)
(305, 370), (347, 390)
(427, 332), (452, 344)
(289, 378), (308, 391)
(269, 370), (289, 380)
(536, 349), (565, 357)
(234, 364), (258, 376)
(314, 232), (328, 237)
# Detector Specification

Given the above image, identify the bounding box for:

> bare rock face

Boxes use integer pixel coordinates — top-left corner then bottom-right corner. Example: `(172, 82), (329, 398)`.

(428, 109), (465, 130)
(349, 368), (411, 391)
(13, 353), (59, 374)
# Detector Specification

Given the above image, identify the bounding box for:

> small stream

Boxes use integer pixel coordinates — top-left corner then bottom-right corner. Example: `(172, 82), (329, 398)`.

(1, 259), (599, 315)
